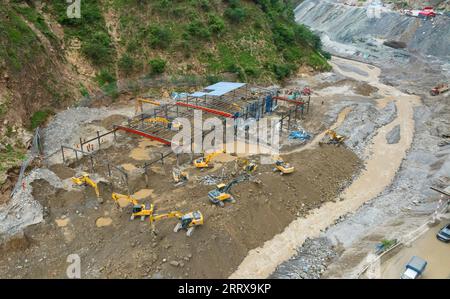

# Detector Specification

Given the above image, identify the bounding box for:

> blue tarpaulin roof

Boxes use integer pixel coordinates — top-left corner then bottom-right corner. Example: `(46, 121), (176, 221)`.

(190, 82), (246, 98)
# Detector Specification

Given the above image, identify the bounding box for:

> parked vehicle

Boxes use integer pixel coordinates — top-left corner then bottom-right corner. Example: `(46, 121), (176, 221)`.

(430, 83), (449, 96)
(437, 223), (450, 243)
(401, 256), (427, 279)
(419, 7), (436, 19)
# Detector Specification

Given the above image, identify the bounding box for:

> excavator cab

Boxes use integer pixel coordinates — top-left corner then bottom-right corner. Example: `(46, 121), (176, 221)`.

(172, 167), (189, 186)
(208, 175), (247, 207)
(174, 211), (204, 236)
(150, 210), (204, 237)
(243, 162), (257, 173)
(320, 130), (346, 146)
(208, 184), (234, 207)
(71, 173), (102, 202)
(130, 203), (154, 221)
(273, 159), (295, 175)
(194, 150), (223, 169)
(112, 192), (154, 221)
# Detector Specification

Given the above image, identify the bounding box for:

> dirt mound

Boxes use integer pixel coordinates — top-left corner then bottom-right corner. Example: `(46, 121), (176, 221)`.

(0, 232), (31, 254)
(101, 115), (128, 130)
(316, 78), (378, 96)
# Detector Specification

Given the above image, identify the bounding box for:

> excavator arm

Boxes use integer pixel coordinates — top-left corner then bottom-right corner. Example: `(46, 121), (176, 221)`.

(71, 174), (100, 198)
(84, 176), (100, 198)
(135, 97), (161, 114)
(204, 150), (223, 164)
(111, 192), (138, 206)
(149, 211), (183, 223)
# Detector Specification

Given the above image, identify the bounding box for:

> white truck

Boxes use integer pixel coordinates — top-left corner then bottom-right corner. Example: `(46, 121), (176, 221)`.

(401, 256), (427, 279)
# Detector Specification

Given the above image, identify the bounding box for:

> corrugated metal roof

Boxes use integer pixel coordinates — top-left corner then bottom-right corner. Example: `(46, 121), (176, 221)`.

(190, 82), (246, 98)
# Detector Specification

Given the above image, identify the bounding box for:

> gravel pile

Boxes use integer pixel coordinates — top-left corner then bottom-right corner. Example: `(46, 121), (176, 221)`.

(197, 174), (228, 186)
(338, 101), (397, 159)
(270, 237), (338, 279)
(42, 106), (134, 157)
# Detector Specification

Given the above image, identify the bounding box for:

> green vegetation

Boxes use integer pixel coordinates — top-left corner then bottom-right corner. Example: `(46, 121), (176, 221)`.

(0, 144), (26, 173)
(11, 3), (58, 45)
(95, 69), (119, 99)
(224, 0), (248, 23)
(149, 58), (167, 75)
(107, 0), (330, 82)
(47, 0), (115, 67)
(30, 109), (53, 129)
(0, 5), (41, 73)
(118, 54), (136, 75)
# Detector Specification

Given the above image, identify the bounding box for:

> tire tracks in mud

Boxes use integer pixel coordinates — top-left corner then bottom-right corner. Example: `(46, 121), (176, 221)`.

(229, 56), (421, 278)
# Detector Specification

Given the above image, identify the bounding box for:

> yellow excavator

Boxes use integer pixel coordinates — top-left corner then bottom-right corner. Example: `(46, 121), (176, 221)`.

(144, 117), (169, 125)
(135, 97), (160, 114)
(71, 173), (101, 201)
(208, 175), (247, 207)
(273, 158), (295, 175)
(237, 158), (258, 173)
(144, 117), (182, 130)
(149, 210), (204, 237)
(319, 129), (346, 146)
(111, 193), (154, 221)
(172, 167), (189, 186)
(194, 150), (223, 169)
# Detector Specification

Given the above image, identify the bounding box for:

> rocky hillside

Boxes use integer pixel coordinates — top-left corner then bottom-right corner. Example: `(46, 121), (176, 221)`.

(0, 0), (330, 182)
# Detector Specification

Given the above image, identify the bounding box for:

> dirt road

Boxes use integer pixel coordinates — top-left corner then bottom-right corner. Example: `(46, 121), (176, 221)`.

(230, 56), (421, 278)
(381, 222), (450, 279)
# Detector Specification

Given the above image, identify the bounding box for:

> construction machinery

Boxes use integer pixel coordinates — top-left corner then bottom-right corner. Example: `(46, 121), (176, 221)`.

(208, 175), (247, 207)
(144, 117), (182, 130)
(144, 117), (170, 126)
(111, 192), (154, 221)
(194, 150), (223, 169)
(430, 83), (449, 96)
(273, 158), (295, 175)
(237, 158), (258, 173)
(149, 210), (204, 237)
(319, 129), (346, 146)
(172, 167), (189, 186)
(134, 97), (160, 114)
(71, 173), (101, 201)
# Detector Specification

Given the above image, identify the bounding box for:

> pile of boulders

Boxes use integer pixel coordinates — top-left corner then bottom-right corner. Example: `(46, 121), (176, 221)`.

(270, 237), (338, 279)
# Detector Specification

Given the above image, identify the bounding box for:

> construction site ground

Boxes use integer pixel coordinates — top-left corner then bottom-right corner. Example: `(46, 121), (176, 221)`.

(0, 73), (369, 278)
(1, 46), (448, 278)
(0, 137), (359, 278)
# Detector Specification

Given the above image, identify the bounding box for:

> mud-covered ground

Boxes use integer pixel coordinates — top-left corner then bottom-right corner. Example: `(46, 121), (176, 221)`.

(0, 139), (359, 278)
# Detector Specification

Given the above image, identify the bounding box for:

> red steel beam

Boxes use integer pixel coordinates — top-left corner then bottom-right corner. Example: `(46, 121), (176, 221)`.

(115, 125), (171, 146)
(176, 102), (233, 118)
(273, 96), (305, 105)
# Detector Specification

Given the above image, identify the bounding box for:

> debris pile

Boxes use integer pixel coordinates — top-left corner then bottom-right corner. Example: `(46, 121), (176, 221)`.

(288, 130), (311, 141)
(270, 237), (338, 279)
(197, 174), (228, 186)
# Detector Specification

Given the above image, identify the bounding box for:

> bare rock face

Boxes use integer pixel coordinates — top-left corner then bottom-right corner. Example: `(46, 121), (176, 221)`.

(386, 125), (401, 144)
